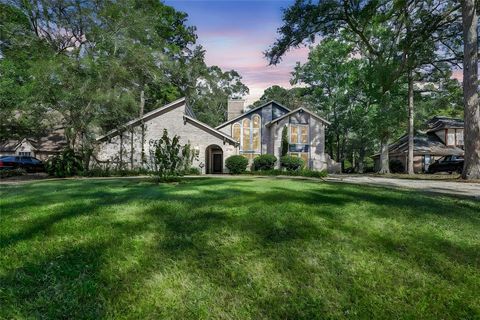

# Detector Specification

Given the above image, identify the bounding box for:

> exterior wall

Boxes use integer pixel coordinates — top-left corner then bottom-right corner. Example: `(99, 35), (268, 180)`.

(216, 102), (289, 157)
(309, 116), (327, 171)
(16, 141), (35, 156)
(270, 111), (327, 171)
(271, 117), (289, 168)
(96, 103), (238, 173)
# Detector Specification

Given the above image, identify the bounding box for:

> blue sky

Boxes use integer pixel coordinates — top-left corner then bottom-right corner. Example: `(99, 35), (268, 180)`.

(164, 0), (310, 103)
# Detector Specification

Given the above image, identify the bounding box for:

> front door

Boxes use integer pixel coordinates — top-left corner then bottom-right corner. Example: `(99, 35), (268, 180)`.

(212, 154), (222, 173)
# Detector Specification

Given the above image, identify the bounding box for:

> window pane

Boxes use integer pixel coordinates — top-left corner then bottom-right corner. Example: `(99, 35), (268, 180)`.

(290, 126), (298, 144)
(447, 129), (455, 145)
(252, 129), (260, 151)
(456, 129), (464, 145)
(243, 127), (251, 151)
(252, 115), (261, 128)
(232, 123), (241, 142)
(300, 152), (308, 164)
(300, 126), (308, 144)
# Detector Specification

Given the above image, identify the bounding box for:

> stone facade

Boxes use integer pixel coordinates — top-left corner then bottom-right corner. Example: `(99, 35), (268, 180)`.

(95, 98), (334, 173)
(95, 98), (238, 174)
(216, 101), (332, 171)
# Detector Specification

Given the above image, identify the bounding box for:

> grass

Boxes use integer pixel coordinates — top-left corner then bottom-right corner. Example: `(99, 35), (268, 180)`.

(0, 177), (479, 319)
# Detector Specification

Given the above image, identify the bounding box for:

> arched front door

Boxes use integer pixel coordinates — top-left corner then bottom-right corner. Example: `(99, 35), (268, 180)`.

(205, 145), (223, 174)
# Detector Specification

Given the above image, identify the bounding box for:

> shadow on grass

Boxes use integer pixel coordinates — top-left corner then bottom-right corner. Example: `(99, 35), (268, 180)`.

(1, 177), (479, 319)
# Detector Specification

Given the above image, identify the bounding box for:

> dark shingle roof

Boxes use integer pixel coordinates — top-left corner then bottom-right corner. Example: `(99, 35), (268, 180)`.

(388, 131), (464, 156)
(427, 116), (464, 132)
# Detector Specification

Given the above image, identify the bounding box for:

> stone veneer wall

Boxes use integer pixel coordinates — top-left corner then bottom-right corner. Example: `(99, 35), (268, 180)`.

(96, 103), (238, 173)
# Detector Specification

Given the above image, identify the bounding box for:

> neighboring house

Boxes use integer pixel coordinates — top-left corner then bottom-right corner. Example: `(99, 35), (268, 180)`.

(0, 127), (67, 161)
(373, 116), (464, 173)
(95, 97), (337, 173)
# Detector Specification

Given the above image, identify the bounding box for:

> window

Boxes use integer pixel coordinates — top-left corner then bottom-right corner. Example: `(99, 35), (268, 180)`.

(290, 124), (308, 144)
(290, 126), (298, 144)
(238, 115), (261, 155)
(252, 114), (261, 151)
(456, 129), (464, 146)
(446, 129), (455, 146)
(300, 126), (308, 144)
(242, 118), (251, 151)
(232, 123), (241, 142)
(18, 152), (31, 156)
(289, 124), (309, 166)
(290, 152), (308, 165)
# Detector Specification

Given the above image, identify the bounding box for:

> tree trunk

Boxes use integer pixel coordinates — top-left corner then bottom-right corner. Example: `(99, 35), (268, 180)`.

(139, 90), (146, 165)
(357, 145), (365, 173)
(461, 0), (480, 180)
(378, 136), (390, 174)
(407, 70), (415, 175)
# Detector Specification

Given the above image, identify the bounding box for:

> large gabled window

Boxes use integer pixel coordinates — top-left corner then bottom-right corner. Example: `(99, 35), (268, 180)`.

(232, 115), (261, 157)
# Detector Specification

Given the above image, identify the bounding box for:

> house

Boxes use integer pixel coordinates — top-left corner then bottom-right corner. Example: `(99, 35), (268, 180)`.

(0, 127), (67, 161)
(95, 97), (336, 173)
(373, 116), (465, 173)
(216, 99), (332, 170)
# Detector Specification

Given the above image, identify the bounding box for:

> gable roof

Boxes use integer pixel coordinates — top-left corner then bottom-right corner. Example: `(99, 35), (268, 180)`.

(426, 116), (464, 132)
(215, 100), (290, 130)
(96, 97), (237, 145)
(97, 97), (186, 141)
(372, 131), (464, 158)
(183, 115), (238, 145)
(0, 128), (67, 153)
(265, 107), (331, 126)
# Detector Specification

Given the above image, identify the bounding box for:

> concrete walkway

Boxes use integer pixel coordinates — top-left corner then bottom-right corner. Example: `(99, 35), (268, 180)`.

(325, 175), (480, 199)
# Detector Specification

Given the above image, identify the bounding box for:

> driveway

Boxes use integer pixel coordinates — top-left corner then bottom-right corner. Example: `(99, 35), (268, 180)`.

(325, 175), (480, 199)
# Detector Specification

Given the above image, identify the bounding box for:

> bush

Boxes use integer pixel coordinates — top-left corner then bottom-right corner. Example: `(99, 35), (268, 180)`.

(253, 154), (277, 171)
(0, 168), (27, 179)
(389, 159), (405, 173)
(280, 156), (304, 171)
(225, 155), (249, 174)
(45, 148), (84, 177)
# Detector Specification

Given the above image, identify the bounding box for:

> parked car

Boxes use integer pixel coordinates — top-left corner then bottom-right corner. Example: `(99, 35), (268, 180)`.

(0, 156), (44, 172)
(427, 155), (464, 174)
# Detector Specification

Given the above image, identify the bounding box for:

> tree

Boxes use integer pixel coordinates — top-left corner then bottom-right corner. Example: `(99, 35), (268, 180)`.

(281, 126), (289, 156)
(252, 85), (306, 108)
(460, 0), (480, 180)
(266, 0), (461, 173)
(1, 0), (249, 160)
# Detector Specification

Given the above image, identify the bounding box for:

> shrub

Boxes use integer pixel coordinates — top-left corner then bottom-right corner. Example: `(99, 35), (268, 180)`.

(225, 155), (249, 174)
(45, 148), (84, 177)
(0, 168), (27, 179)
(253, 154), (277, 171)
(280, 155), (304, 171)
(389, 159), (405, 173)
(149, 129), (196, 179)
(281, 126), (289, 157)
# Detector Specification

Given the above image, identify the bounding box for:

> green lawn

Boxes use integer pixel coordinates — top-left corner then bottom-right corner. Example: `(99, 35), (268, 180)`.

(1, 177), (479, 319)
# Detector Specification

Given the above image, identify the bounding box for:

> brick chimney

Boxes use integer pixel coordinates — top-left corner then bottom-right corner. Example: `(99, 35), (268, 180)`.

(227, 99), (245, 120)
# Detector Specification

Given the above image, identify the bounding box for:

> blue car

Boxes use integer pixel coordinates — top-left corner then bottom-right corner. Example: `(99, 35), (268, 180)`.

(0, 156), (44, 172)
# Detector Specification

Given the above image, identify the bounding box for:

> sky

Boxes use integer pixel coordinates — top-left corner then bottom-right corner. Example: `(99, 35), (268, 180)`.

(164, 0), (309, 104)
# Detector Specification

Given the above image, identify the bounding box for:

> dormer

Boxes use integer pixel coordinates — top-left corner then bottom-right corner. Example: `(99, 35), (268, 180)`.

(426, 116), (464, 147)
